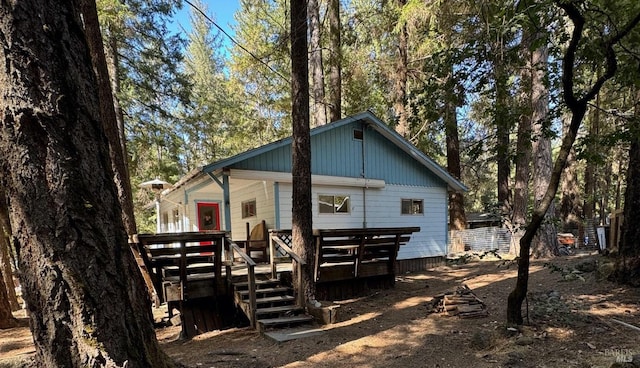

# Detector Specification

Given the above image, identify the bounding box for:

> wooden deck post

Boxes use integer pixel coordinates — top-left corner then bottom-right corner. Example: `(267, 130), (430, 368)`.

(247, 264), (257, 328)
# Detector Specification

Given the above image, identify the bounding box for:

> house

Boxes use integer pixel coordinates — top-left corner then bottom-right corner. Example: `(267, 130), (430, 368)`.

(157, 111), (467, 271)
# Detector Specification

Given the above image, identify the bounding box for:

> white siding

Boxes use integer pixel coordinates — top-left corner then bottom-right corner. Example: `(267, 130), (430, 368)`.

(277, 183), (365, 230)
(160, 178), (225, 233)
(230, 181), (276, 240)
(162, 178), (449, 260)
(366, 185), (448, 259)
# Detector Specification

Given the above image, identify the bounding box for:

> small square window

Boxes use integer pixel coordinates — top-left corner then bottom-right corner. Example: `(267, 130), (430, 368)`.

(242, 199), (256, 219)
(401, 199), (423, 215)
(319, 194), (350, 214)
(353, 129), (363, 140)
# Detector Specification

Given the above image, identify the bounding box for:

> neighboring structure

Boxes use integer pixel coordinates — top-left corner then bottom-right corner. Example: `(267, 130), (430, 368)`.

(157, 111), (467, 270)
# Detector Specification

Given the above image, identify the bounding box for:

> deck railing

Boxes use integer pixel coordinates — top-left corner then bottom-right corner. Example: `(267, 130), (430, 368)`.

(269, 230), (306, 309)
(223, 237), (257, 327)
(133, 231), (225, 305)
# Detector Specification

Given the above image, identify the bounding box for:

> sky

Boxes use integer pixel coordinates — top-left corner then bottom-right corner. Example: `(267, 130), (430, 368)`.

(172, 1), (240, 42)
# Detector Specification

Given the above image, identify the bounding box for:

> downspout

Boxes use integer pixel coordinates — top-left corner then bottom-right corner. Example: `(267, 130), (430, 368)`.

(362, 124), (367, 228)
(274, 182), (281, 229)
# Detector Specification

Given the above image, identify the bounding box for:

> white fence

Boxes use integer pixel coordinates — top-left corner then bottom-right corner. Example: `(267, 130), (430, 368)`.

(449, 227), (514, 255)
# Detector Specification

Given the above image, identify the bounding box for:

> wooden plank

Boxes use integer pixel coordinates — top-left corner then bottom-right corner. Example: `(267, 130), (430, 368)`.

(138, 231), (226, 244)
(358, 262), (390, 278)
(255, 295), (295, 304)
(182, 308), (197, 338)
(320, 254), (357, 263)
(316, 265), (354, 282)
(315, 227), (420, 237)
(256, 305), (304, 316)
(257, 315), (314, 327)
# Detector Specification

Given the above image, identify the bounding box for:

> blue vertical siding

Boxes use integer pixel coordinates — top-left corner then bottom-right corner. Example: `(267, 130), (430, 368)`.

(228, 120), (446, 188)
(364, 126), (446, 187)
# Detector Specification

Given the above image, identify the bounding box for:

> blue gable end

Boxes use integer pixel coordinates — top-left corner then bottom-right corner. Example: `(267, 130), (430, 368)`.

(230, 143), (292, 172)
(363, 126), (447, 187)
(310, 122), (364, 177)
(228, 119), (445, 188)
(200, 111), (465, 192)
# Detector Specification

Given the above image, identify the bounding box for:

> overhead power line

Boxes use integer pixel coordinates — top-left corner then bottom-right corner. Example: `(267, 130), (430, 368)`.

(182, 0), (290, 83)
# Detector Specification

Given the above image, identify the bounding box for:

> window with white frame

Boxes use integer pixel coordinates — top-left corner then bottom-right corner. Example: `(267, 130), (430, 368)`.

(401, 199), (424, 215)
(242, 199), (257, 219)
(319, 194), (350, 214)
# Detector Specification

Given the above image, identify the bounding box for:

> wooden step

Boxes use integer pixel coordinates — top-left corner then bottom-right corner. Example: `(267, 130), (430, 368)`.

(255, 305), (304, 316)
(236, 287), (290, 298)
(254, 295), (295, 305)
(233, 279), (280, 290)
(258, 315), (314, 330)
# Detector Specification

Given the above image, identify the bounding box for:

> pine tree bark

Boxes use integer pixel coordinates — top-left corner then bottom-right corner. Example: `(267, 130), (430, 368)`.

(512, 27), (533, 244)
(393, 0), (409, 137)
(290, 0), (316, 302)
(0, 267), (18, 329)
(308, 0), (326, 127)
(620, 88), (640, 258)
(530, 36), (558, 258)
(328, 0), (342, 122)
(0, 0), (173, 365)
(82, 1), (137, 237)
(0, 226), (20, 312)
(583, 95), (600, 222)
(0, 189), (20, 312)
(560, 112), (582, 232)
(495, 62), (511, 215)
(444, 63), (466, 230)
(80, 0), (155, 299)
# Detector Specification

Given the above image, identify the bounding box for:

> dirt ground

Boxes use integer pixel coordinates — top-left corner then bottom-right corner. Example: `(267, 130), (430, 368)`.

(1, 252), (639, 368)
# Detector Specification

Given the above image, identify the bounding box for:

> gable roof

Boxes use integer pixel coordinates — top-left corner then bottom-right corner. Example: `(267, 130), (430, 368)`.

(170, 111), (467, 193)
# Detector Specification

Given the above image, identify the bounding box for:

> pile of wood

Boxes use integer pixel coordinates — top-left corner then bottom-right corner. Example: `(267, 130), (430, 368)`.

(426, 284), (488, 319)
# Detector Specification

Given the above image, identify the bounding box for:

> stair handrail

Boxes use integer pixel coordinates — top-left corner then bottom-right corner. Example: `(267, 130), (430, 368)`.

(224, 237), (257, 328)
(269, 235), (306, 309)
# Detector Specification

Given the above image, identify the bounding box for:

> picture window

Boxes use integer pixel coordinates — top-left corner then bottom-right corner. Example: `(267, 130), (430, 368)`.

(319, 195), (350, 214)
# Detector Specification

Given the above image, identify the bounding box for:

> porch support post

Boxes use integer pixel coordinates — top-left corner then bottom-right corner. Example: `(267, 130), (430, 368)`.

(222, 171), (231, 232)
(207, 171), (232, 232)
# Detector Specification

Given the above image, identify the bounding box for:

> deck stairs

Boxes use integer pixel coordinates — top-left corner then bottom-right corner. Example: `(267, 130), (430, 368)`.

(232, 273), (314, 332)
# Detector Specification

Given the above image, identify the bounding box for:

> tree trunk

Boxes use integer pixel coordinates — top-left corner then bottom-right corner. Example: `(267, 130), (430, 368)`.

(290, 0), (316, 302)
(0, 1), (173, 365)
(104, 35), (128, 164)
(393, 0), (409, 137)
(328, 0), (342, 122)
(495, 62), (511, 215)
(308, 0), (326, 127)
(530, 37), (558, 258)
(0, 189), (20, 312)
(0, 226), (19, 312)
(0, 268), (18, 329)
(444, 64), (466, 231)
(81, 0), (156, 299)
(560, 112), (581, 232)
(620, 88), (640, 258)
(583, 96), (599, 222)
(512, 27), (533, 246)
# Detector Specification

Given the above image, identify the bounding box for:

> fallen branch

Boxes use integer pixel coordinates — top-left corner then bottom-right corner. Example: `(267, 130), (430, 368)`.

(611, 318), (640, 333)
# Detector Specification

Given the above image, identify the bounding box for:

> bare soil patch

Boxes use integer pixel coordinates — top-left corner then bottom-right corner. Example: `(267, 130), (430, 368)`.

(2, 252), (639, 367)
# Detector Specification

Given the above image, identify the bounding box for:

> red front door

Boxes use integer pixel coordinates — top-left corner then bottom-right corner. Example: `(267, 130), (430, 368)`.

(197, 202), (220, 231)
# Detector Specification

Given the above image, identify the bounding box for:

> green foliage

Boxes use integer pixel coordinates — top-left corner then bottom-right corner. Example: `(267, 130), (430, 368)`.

(97, 0), (640, 231)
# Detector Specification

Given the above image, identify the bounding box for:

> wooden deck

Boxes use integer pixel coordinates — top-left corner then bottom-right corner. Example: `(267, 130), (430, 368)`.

(134, 227), (419, 337)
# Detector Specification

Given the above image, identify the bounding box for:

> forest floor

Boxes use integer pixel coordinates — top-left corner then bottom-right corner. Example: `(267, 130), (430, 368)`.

(1, 251), (639, 368)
